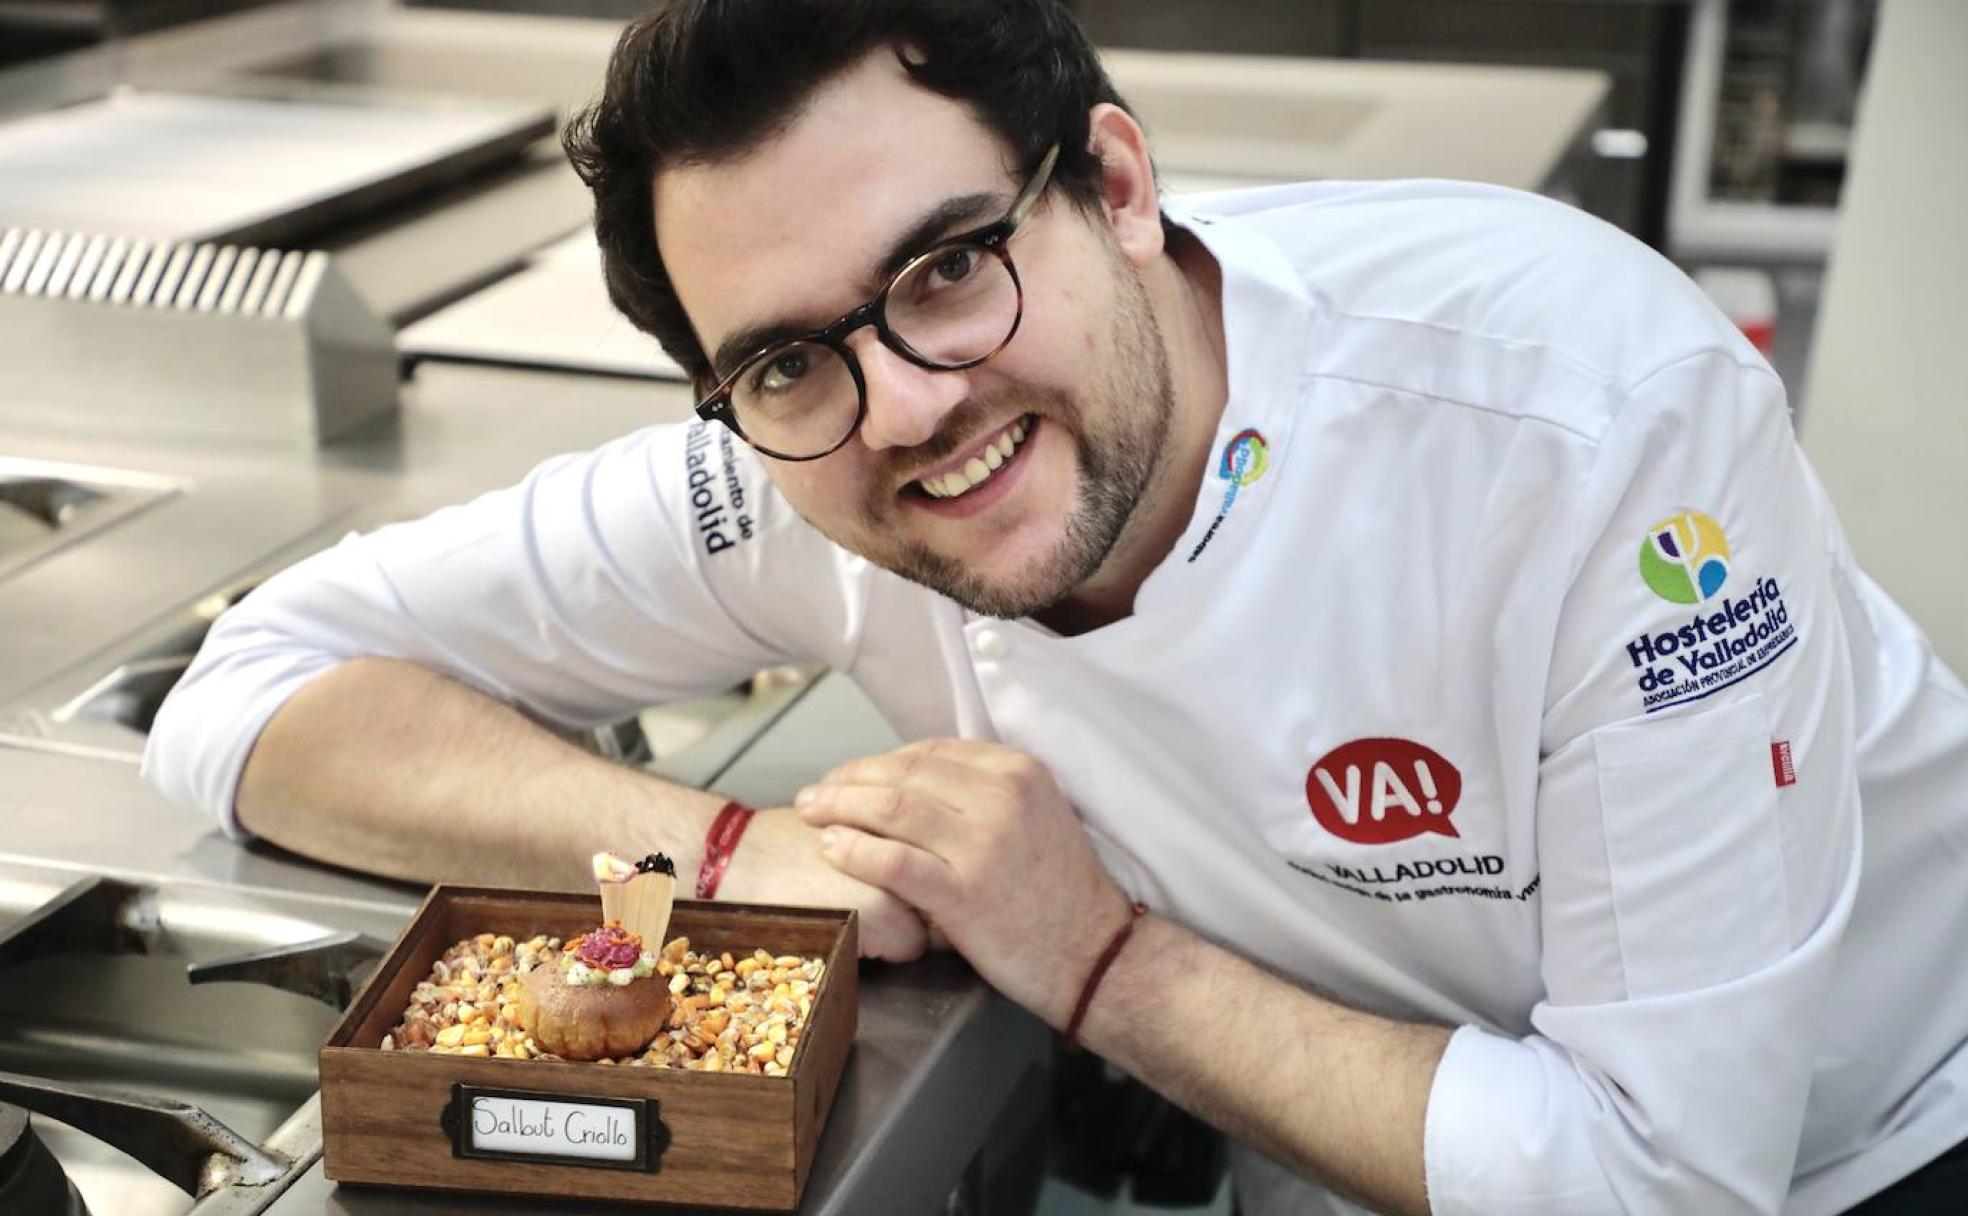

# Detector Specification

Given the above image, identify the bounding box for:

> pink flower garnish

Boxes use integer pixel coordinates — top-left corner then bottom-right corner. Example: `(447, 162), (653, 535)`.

(570, 923), (644, 971)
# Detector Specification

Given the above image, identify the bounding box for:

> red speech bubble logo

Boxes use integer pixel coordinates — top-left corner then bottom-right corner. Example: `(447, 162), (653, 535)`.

(1305, 738), (1463, 844)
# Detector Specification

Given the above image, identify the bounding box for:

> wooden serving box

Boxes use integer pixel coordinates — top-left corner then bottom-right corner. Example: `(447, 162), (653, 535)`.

(320, 885), (857, 1210)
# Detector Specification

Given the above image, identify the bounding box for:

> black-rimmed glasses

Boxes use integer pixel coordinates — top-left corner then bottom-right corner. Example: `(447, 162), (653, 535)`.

(692, 143), (1060, 461)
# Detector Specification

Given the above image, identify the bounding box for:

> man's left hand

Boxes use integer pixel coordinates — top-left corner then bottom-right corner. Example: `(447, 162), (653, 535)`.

(795, 738), (1130, 1027)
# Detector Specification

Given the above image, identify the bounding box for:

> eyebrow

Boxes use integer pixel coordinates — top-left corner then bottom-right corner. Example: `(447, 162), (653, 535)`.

(707, 190), (1005, 379)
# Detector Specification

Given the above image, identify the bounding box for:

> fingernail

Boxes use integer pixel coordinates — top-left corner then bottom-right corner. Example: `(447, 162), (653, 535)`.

(795, 786), (817, 807)
(820, 827), (841, 853)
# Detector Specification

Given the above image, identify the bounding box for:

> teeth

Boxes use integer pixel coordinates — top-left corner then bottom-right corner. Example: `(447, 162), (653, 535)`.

(918, 418), (1031, 501)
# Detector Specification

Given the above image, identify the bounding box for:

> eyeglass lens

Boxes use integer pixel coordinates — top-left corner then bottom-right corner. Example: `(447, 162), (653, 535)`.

(727, 242), (1019, 458)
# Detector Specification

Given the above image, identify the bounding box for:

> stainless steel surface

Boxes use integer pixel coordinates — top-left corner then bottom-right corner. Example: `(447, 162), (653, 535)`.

(0, 859), (409, 1216)
(396, 232), (687, 380)
(186, 933), (389, 1011)
(1103, 47), (1609, 190)
(711, 670), (907, 813)
(224, 7), (630, 117)
(0, 87), (553, 249)
(0, 1070), (291, 1199)
(0, 3), (612, 326)
(2, 540), (830, 781)
(94, 2), (629, 121)
(0, 359), (671, 722)
(194, 1097), (325, 1216)
(3, 521), (364, 762)
(0, 875), (159, 970)
(0, 232), (397, 446)
(0, 456), (184, 584)
(0, 1099), (89, 1215)
(324, 140), (594, 326)
(642, 666), (834, 795)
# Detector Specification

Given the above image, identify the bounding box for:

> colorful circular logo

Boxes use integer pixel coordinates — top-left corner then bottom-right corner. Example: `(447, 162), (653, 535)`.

(1219, 428), (1268, 487)
(1639, 511), (1731, 603)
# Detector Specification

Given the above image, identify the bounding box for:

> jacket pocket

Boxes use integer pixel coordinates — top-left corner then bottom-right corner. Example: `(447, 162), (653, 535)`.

(1592, 693), (1789, 1000)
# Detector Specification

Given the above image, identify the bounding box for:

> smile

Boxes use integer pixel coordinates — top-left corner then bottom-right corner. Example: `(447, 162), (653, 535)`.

(916, 417), (1032, 500)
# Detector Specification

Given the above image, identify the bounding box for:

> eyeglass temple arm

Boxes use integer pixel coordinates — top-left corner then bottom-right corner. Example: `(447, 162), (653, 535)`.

(1006, 142), (1061, 229)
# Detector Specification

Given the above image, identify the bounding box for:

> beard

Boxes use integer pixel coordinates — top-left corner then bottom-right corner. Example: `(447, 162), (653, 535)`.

(833, 257), (1176, 619)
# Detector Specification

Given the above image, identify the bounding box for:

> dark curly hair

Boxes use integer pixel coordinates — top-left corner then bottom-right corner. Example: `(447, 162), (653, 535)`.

(561, 0), (1133, 387)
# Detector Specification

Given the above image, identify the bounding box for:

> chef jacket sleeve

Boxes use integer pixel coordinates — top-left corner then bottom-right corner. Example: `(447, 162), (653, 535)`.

(1421, 347), (1862, 1215)
(144, 423), (848, 837)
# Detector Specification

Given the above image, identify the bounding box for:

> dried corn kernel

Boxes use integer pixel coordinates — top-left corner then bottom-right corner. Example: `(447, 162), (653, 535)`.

(385, 931), (823, 1074)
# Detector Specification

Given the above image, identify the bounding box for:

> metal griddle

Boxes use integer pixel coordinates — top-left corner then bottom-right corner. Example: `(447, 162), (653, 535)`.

(0, 86), (553, 248)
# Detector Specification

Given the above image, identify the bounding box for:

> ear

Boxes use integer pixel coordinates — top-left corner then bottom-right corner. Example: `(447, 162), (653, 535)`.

(1085, 103), (1163, 269)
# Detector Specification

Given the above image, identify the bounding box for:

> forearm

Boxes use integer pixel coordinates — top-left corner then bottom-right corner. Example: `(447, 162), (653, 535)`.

(236, 657), (724, 889)
(1076, 915), (1451, 1216)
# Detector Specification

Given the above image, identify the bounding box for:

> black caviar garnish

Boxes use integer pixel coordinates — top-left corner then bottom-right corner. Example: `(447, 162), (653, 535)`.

(637, 853), (677, 877)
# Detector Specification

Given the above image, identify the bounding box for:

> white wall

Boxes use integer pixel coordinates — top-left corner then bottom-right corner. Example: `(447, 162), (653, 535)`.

(1802, 0), (1968, 672)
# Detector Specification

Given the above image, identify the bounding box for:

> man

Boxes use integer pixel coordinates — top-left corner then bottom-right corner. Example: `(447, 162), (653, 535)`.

(146, 2), (1968, 1213)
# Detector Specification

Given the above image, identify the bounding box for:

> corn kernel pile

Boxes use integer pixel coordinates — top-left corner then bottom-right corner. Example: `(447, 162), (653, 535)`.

(382, 932), (825, 1076)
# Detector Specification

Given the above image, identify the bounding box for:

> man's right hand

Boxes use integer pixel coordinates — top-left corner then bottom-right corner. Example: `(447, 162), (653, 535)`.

(714, 806), (933, 962)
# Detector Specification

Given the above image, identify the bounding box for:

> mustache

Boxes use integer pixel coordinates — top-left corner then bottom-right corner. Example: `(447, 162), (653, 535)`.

(885, 398), (1005, 480)
(858, 384), (1080, 524)
(861, 393), (1048, 522)
(881, 387), (1076, 479)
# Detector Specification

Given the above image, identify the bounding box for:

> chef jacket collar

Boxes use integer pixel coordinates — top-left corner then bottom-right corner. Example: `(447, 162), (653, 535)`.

(966, 193), (1316, 643)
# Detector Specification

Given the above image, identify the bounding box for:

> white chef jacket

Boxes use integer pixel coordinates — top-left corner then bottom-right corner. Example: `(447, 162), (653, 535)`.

(146, 179), (1968, 1216)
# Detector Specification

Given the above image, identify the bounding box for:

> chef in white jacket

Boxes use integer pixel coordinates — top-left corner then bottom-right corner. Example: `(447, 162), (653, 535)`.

(145, 2), (1968, 1212)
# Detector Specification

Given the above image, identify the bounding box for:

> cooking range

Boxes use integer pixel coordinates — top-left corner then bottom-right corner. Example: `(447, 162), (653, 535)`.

(0, 859), (405, 1215)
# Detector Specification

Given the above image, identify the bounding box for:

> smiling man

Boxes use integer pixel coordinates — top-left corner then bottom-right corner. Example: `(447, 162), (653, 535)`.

(145, 2), (1968, 1214)
(645, 45), (1218, 633)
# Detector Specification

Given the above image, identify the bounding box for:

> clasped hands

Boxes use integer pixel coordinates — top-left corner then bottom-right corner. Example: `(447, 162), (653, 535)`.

(794, 738), (1131, 1029)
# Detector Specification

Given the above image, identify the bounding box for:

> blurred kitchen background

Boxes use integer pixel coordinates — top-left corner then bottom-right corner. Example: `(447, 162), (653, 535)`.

(1, 2), (1960, 1215)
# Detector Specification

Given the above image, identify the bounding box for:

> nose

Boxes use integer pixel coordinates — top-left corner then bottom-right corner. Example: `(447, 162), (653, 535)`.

(847, 328), (969, 452)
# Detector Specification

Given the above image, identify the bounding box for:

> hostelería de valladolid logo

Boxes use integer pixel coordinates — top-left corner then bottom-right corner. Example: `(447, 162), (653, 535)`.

(1628, 509), (1797, 712)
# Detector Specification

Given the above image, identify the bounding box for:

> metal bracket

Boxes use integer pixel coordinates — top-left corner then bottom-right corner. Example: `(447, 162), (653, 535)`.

(0, 876), (158, 969)
(185, 931), (389, 1011)
(0, 1071), (288, 1198)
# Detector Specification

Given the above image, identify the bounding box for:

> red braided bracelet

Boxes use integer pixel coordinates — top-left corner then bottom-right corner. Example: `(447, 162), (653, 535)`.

(695, 801), (755, 899)
(1064, 900), (1148, 1050)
